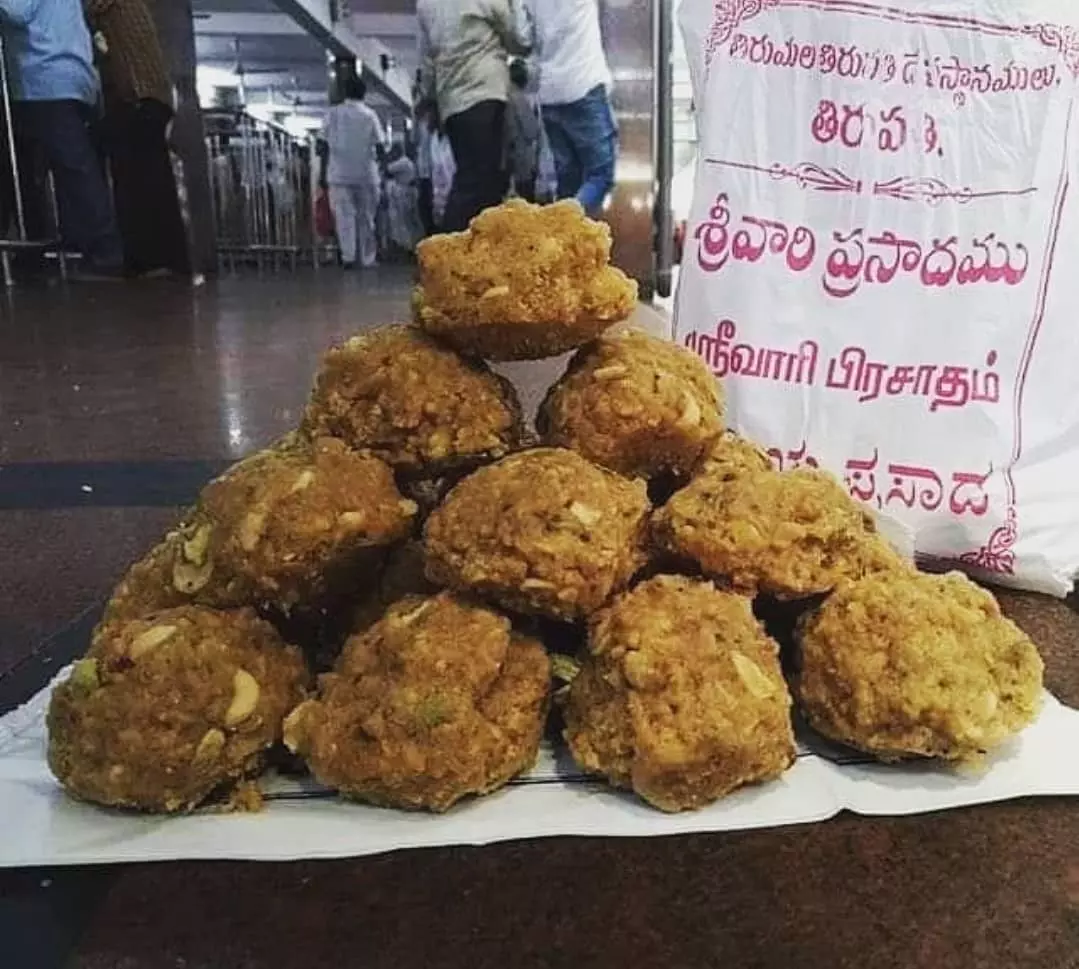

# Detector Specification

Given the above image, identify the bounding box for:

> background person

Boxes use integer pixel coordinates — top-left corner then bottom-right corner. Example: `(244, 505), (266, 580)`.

(84, 0), (190, 277)
(416, 0), (531, 231)
(319, 75), (386, 269)
(0, 0), (123, 277)
(526, 0), (617, 217)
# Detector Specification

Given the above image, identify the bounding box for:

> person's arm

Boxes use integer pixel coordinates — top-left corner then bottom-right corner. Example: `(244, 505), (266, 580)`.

(486, 0), (532, 57)
(522, 1), (539, 57)
(387, 156), (413, 180)
(525, 4), (543, 97)
(416, 6), (437, 108)
(0, 0), (42, 27)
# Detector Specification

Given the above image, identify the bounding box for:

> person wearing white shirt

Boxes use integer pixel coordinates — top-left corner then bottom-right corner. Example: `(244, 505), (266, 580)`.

(319, 76), (386, 269)
(526, 0), (616, 216)
(416, 0), (531, 231)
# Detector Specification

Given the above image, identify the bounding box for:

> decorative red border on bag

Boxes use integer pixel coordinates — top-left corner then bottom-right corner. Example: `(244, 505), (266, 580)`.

(704, 0), (1078, 574)
(705, 159), (1037, 205)
(1020, 23), (1079, 77)
(710, 0), (1079, 78)
(960, 508), (1018, 574)
(871, 176), (1038, 206)
(707, 0), (1079, 75)
(706, 158), (862, 194)
(706, 0), (783, 66)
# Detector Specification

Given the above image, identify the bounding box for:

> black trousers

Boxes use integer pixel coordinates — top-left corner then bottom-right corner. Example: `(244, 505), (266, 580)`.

(99, 98), (190, 274)
(13, 99), (123, 269)
(442, 100), (508, 232)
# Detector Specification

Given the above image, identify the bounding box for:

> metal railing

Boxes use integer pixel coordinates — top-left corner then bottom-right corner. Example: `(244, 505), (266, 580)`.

(204, 110), (333, 272)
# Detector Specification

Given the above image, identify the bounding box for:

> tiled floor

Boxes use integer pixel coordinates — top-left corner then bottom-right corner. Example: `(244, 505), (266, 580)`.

(0, 507), (179, 675)
(0, 269), (419, 680)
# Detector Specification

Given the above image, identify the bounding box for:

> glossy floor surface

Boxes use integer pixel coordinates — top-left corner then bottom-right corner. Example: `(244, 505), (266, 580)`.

(0, 270), (669, 674)
(0, 272), (1076, 969)
(0, 269), (414, 672)
(1, 270), (411, 465)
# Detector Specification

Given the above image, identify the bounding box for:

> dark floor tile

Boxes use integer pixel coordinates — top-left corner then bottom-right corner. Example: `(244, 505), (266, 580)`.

(0, 606), (101, 717)
(0, 460), (230, 510)
(0, 865), (114, 969)
(64, 805), (1079, 969)
(0, 507), (179, 676)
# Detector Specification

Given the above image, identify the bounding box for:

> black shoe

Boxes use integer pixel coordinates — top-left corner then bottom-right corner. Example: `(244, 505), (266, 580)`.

(342, 262), (356, 270)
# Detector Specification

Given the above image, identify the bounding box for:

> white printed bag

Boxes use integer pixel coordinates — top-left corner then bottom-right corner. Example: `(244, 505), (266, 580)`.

(676, 0), (1079, 595)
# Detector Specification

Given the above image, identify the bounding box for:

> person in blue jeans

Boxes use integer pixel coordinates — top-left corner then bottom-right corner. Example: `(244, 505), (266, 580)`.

(527, 0), (616, 217)
(0, 0), (124, 277)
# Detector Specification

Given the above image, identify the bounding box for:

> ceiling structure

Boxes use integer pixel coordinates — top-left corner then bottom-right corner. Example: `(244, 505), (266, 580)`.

(192, 0), (692, 151)
(192, 0), (420, 126)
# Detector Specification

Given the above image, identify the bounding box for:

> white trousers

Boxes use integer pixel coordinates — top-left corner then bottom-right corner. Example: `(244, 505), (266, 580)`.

(329, 180), (380, 267)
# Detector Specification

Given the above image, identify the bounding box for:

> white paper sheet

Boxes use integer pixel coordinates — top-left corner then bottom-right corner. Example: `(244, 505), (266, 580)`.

(2, 672), (1076, 868)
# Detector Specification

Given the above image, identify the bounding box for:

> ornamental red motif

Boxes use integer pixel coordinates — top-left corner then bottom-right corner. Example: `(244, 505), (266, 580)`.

(1021, 23), (1079, 78)
(706, 157), (861, 194)
(706, 0), (781, 66)
(873, 176), (973, 206)
(959, 508), (1018, 575)
(708, 7), (1079, 79)
(871, 176), (1037, 206)
(775, 161), (861, 193)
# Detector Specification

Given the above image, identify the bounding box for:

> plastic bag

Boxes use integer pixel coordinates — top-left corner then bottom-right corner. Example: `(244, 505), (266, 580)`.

(431, 134), (457, 226)
(675, 0), (1079, 595)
